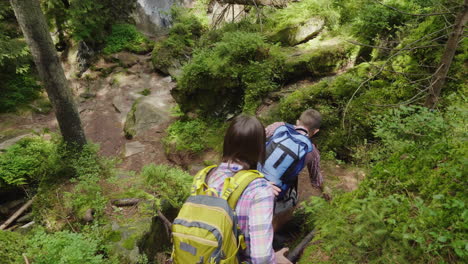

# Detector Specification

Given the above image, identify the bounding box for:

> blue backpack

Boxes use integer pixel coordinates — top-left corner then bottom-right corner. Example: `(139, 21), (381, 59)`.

(258, 124), (313, 199)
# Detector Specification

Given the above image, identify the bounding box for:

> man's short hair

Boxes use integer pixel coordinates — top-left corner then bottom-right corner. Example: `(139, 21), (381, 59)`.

(299, 109), (322, 132)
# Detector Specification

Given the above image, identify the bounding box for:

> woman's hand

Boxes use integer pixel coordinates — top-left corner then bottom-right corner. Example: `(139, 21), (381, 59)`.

(275, 248), (293, 264)
(267, 181), (282, 196)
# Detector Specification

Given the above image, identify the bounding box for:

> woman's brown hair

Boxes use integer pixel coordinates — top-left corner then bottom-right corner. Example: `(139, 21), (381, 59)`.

(222, 115), (266, 169)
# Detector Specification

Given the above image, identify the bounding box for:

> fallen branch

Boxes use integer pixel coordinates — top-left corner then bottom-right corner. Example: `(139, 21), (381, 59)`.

(20, 221), (35, 229)
(22, 253), (30, 264)
(0, 198), (34, 230)
(157, 209), (172, 237)
(111, 198), (141, 207)
(287, 229), (316, 262)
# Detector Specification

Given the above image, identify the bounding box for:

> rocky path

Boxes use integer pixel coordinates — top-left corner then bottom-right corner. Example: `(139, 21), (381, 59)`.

(0, 51), (177, 172)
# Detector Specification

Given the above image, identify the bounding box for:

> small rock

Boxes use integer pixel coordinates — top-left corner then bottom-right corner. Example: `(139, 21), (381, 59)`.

(111, 52), (140, 68)
(125, 141), (146, 157)
(83, 208), (94, 223)
(161, 76), (172, 83)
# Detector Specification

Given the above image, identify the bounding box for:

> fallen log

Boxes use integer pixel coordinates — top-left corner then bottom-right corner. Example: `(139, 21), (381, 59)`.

(218, 0), (288, 7)
(287, 229), (316, 263)
(0, 198), (34, 230)
(111, 198), (140, 207)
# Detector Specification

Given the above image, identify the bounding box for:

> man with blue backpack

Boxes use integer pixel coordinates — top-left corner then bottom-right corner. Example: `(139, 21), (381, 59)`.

(258, 109), (324, 231)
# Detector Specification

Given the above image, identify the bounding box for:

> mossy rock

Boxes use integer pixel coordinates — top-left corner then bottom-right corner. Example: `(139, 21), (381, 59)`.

(109, 217), (153, 263)
(282, 38), (356, 81)
(151, 41), (186, 78)
(109, 200), (177, 263)
(270, 17), (325, 46)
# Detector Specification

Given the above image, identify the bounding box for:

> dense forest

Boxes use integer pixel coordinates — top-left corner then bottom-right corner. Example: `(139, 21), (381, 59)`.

(0, 0), (466, 263)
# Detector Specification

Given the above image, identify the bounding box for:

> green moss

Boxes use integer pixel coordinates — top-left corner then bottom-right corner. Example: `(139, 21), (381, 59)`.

(163, 118), (226, 155)
(122, 235), (138, 250)
(108, 231), (122, 243)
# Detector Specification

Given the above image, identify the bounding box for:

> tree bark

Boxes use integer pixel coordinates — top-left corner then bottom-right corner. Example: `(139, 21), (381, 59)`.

(10, 0), (87, 148)
(218, 0), (288, 7)
(425, 0), (468, 109)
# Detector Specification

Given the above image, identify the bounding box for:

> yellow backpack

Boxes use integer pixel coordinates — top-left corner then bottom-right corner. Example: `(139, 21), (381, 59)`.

(171, 165), (264, 264)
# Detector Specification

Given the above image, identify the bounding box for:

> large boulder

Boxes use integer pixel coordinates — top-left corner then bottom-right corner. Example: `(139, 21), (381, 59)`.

(271, 17), (325, 46)
(124, 96), (170, 139)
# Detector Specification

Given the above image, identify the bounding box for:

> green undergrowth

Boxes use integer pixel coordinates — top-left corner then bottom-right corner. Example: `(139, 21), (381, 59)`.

(103, 23), (152, 55)
(164, 118), (226, 155)
(0, 226), (119, 264)
(299, 102), (468, 263)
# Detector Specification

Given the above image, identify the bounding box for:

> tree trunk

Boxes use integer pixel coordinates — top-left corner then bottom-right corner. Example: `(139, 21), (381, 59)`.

(218, 0), (288, 7)
(10, 0), (87, 148)
(425, 0), (468, 109)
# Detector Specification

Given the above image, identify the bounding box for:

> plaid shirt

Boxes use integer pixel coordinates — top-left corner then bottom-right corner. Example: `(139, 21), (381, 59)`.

(265, 122), (323, 188)
(206, 163), (276, 264)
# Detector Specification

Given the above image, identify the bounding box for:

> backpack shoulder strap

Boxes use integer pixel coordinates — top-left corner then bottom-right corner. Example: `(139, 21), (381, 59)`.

(221, 170), (264, 209)
(191, 165), (218, 196)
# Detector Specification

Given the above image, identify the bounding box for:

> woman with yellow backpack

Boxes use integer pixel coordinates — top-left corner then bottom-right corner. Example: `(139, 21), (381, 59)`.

(171, 115), (292, 264)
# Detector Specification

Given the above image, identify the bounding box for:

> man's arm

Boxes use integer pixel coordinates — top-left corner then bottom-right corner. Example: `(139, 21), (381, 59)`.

(305, 145), (323, 190)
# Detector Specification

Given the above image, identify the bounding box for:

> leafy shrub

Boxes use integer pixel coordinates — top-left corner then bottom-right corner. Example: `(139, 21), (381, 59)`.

(151, 8), (205, 75)
(0, 137), (59, 188)
(26, 228), (107, 264)
(141, 164), (192, 208)
(300, 104), (468, 263)
(0, 230), (26, 264)
(103, 24), (151, 55)
(174, 30), (284, 116)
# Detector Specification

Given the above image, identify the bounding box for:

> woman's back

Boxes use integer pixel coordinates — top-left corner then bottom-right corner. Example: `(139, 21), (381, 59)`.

(207, 163), (275, 264)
